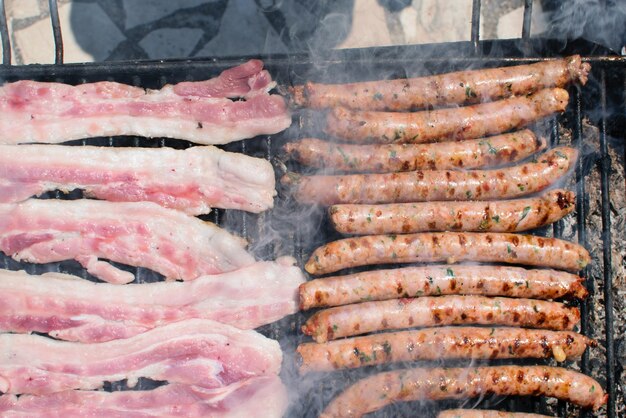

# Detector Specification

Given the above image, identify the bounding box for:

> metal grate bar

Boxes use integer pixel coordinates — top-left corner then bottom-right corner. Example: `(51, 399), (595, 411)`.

(470, 0), (481, 54)
(521, 0), (533, 39)
(0, 0), (10, 64)
(574, 88), (591, 380)
(48, 0), (63, 64)
(599, 69), (616, 418)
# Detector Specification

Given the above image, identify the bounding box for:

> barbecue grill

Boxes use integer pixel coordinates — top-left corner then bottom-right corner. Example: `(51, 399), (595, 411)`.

(0, 1), (623, 417)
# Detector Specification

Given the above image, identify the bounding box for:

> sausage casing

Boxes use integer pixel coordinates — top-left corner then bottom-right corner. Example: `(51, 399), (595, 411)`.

(302, 296), (580, 342)
(320, 366), (607, 418)
(299, 265), (587, 310)
(325, 88), (569, 144)
(329, 189), (575, 234)
(292, 55), (590, 111)
(297, 327), (594, 373)
(284, 130), (545, 173)
(284, 147), (577, 205)
(305, 232), (591, 275)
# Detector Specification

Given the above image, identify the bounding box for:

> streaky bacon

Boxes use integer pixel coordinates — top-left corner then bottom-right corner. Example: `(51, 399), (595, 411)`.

(0, 376), (288, 418)
(0, 60), (291, 145)
(0, 257), (304, 342)
(0, 144), (276, 214)
(0, 199), (255, 284)
(0, 319), (282, 395)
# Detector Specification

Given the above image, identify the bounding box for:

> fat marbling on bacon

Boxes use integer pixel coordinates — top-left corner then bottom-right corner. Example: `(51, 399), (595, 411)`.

(0, 319), (282, 395)
(0, 144), (276, 215)
(0, 258), (304, 342)
(0, 59), (291, 144)
(0, 376), (288, 418)
(0, 199), (255, 284)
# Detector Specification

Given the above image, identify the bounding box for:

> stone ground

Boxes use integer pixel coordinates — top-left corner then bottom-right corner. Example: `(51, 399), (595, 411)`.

(4, 0), (557, 64)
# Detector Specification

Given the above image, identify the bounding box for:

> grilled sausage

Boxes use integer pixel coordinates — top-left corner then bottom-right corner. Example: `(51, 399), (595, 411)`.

(297, 327), (594, 373)
(329, 189), (575, 235)
(299, 265), (588, 310)
(283, 130), (545, 173)
(325, 88), (569, 144)
(438, 411), (552, 418)
(302, 296), (580, 343)
(283, 147), (577, 205)
(291, 55), (590, 111)
(304, 232), (591, 275)
(320, 366), (607, 417)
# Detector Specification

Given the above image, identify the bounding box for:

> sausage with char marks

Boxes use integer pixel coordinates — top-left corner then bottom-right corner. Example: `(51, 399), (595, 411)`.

(297, 327), (594, 373)
(320, 366), (607, 417)
(305, 232), (591, 275)
(291, 55), (589, 111)
(302, 296), (580, 343)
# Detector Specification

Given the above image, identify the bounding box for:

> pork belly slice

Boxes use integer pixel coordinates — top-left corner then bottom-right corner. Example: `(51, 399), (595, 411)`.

(0, 319), (281, 395)
(0, 257), (304, 342)
(0, 144), (276, 215)
(0, 376), (288, 418)
(0, 199), (254, 284)
(0, 60), (291, 145)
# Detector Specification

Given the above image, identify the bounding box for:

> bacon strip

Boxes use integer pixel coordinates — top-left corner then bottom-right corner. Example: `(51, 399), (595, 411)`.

(0, 199), (254, 284)
(0, 144), (275, 215)
(0, 258), (303, 342)
(297, 327), (594, 373)
(0, 319), (281, 395)
(438, 411), (552, 418)
(0, 60), (291, 145)
(0, 376), (288, 418)
(320, 366), (607, 417)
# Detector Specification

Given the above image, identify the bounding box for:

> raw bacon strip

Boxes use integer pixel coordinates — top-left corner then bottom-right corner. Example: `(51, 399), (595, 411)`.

(0, 144), (276, 214)
(320, 366), (607, 417)
(0, 319), (281, 395)
(0, 60), (291, 145)
(0, 377), (288, 418)
(438, 411), (552, 418)
(0, 199), (254, 284)
(0, 258), (304, 342)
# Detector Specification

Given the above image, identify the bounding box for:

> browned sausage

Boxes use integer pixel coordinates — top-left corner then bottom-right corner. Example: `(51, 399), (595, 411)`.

(283, 147), (577, 205)
(297, 327), (594, 373)
(329, 189), (575, 235)
(291, 55), (590, 111)
(304, 232), (591, 275)
(302, 296), (580, 343)
(299, 265), (588, 310)
(283, 130), (545, 173)
(320, 366), (607, 417)
(325, 88), (569, 144)
(438, 411), (552, 418)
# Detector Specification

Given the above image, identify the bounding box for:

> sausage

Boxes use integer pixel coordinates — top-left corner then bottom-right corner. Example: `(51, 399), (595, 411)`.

(329, 189), (575, 235)
(438, 411), (552, 418)
(291, 55), (590, 111)
(283, 146), (577, 205)
(319, 366), (607, 417)
(283, 130), (545, 173)
(299, 265), (588, 310)
(304, 232), (591, 275)
(297, 327), (594, 373)
(325, 88), (569, 144)
(302, 296), (580, 343)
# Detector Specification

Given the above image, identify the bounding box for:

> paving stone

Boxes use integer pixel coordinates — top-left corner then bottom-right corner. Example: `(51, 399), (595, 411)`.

(338, 0), (391, 49)
(6, 0), (43, 20)
(139, 27), (203, 59)
(67, 2), (126, 61)
(123, 0), (210, 30)
(497, 0), (547, 39)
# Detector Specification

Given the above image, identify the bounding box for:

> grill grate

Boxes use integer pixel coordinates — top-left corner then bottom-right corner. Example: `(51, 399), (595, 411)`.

(0, 1), (623, 417)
